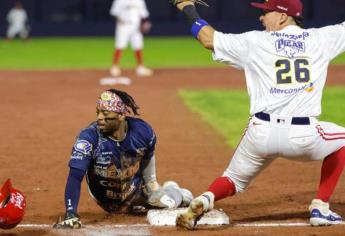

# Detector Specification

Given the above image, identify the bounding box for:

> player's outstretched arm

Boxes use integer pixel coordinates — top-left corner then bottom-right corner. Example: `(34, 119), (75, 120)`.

(142, 156), (176, 208)
(172, 0), (215, 50)
(53, 168), (85, 229)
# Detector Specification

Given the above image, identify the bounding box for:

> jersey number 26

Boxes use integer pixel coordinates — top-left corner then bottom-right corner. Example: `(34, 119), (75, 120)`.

(275, 59), (310, 84)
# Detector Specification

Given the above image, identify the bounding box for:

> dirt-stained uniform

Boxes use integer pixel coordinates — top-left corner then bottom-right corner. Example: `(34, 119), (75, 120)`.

(68, 117), (157, 212)
(53, 89), (193, 229)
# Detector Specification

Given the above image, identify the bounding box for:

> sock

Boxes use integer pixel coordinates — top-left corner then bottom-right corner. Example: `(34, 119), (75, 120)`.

(113, 49), (122, 65)
(207, 176), (236, 201)
(135, 50), (143, 65)
(316, 147), (345, 202)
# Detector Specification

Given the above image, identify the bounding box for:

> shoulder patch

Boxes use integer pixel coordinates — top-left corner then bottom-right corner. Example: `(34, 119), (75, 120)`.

(74, 140), (93, 155)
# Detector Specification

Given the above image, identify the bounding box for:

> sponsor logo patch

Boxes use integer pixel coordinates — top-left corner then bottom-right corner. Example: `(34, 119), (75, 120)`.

(270, 82), (314, 94)
(11, 192), (25, 210)
(74, 140), (93, 155)
(96, 156), (111, 165)
(71, 152), (84, 160)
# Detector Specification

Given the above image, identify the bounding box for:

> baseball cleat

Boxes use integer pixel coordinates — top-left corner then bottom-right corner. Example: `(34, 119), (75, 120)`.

(136, 65), (153, 77)
(310, 209), (342, 226)
(176, 199), (204, 230)
(309, 199), (343, 226)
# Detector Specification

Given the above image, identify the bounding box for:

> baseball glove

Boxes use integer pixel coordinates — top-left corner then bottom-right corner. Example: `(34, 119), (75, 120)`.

(170, 0), (209, 7)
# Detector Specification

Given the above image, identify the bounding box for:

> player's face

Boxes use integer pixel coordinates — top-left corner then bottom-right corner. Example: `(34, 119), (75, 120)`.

(259, 11), (285, 31)
(96, 108), (125, 135)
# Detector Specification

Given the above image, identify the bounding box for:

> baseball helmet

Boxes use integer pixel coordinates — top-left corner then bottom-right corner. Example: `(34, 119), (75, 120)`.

(0, 179), (26, 229)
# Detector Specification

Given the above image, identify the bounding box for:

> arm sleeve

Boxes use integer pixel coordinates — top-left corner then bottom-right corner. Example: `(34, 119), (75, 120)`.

(109, 0), (121, 17)
(141, 124), (157, 183)
(6, 11), (12, 23)
(68, 130), (95, 171)
(318, 21), (345, 59)
(140, 0), (150, 19)
(143, 129), (156, 160)
(212, 31), (253, 69)
(24, 11), (28, 22)
(141, 155), (157, 184)
(64, 167), (86, 214)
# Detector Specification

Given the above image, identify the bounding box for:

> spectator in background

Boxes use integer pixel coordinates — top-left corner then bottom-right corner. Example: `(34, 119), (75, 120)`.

(109, 0), (153, 77)
(6, 1), (30, 41)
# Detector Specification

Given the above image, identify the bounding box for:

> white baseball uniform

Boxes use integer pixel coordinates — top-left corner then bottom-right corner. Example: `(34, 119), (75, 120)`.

(110, 0), (149, 50)
(6, 7), (28, 39)
(212, 22), (345, 192)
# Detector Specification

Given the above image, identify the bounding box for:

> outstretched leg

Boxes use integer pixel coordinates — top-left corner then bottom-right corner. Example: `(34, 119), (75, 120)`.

(310, 147), (345, 226)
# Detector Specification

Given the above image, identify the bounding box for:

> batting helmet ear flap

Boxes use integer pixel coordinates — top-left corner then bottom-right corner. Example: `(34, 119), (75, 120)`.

(0, 179), (13, 207)
(0, 179), (26, 229)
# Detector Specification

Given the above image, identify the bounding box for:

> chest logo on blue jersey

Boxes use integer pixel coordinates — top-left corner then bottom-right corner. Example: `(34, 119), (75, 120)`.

(136, 148), (146, 158)
(275, 39), (305, 59)
(74, 140), (93, 155)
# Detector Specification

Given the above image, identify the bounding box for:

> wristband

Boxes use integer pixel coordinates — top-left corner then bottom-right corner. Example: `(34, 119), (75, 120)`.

(182, 5), (201, 25)
(191, 19), (209, 38)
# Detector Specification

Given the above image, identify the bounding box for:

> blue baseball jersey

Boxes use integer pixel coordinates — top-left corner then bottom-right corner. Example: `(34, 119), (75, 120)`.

(69, 117), (156, 205)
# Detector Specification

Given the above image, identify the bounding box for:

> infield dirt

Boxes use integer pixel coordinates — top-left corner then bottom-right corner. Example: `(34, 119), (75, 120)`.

(1, 66), (345, 235)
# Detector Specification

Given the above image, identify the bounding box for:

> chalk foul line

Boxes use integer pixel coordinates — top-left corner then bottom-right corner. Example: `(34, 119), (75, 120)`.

(17, 221), (345, 228)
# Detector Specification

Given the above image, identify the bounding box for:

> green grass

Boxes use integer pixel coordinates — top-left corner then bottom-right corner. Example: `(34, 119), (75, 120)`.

(179, 87), (345, 148)
(0, 36), (344, 69)
(332, 53), (345, 64)
(0, 37), (214, 69)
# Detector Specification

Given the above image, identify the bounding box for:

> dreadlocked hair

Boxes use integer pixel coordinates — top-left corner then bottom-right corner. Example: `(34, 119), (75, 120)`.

(107, 89), (140, 115)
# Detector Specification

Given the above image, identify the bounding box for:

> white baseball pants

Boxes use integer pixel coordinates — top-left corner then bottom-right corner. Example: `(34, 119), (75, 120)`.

(224, 113), (345, 193)
(115, 22), (143, 50)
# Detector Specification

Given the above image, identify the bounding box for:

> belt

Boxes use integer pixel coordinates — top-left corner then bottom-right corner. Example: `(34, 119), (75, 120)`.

(254, 112), (310, 125)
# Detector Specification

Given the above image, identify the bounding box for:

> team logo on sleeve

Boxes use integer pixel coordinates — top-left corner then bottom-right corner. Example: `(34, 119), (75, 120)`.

(74, 140), (93, 155)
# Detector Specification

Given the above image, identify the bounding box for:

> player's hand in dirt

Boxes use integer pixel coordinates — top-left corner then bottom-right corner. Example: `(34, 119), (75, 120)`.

(53, 211), (82, 229)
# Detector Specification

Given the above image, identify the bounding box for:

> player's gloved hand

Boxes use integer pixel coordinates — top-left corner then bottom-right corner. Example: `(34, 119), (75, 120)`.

(170, 0), (209, 10)
(53, 211), (82, 229)
(145, 181), (176, 208)
(148, 188), (177, 208)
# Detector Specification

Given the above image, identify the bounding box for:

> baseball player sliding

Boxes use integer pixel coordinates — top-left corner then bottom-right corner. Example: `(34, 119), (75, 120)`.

(109, 0), (153, 77)
(53, 89), (193, 229)
(171, 0), (345, 229)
